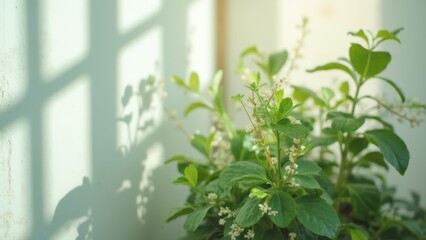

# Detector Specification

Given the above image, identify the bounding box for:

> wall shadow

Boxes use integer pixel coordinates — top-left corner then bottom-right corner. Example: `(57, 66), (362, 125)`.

(0, 0), (198, 239)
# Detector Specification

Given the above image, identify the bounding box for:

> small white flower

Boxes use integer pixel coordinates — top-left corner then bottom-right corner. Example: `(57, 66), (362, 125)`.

(244, 229), (255, 239)
(289, 232), (297, 240)
(290, 178), (300, 188)
(218, 218), (226, 225)
(293, 138), (301, 145)
(271, 157), (278, 165)
(268, 210), (278, 216)
(285, 165), (292, 174)
(258, 203), (271, 215)
(228, 224), (244, 240)
(288, 116), (301, 125)
(167, 110), (177, 120)
(218, 206), (236, 218)
(207, 193), (218, 201)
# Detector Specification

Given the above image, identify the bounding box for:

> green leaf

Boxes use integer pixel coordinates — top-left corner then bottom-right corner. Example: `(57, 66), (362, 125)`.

(231, 94), (244, 102)
(218, 161), (268, 189)
(374, 76), (405, 103)
(321, 87), (335, 103)
(357, 151), (388, 170)
(189, 72), (199, 92)
(230, 131), (255, 161)
(349, 29), (369, 44)
(241, 45), (260, 58)
(346, 183), (380, 219)
(235, 197), (263, 227)
(376, 29), (401, 44)
(190, 133), (214, 159)
(268, 50), (288, 75)
(364, 129), (409, 175)
(327, 111), (353, 119)
(271, 118), (309, 139)
(307, 62), (356, 80)
(166, 205), (195, 222)
(165, 155), (204, 165)
(361, 115), (394, 130)
(348, 228), (369, 240)
(331, 116), (365, 132)
(184, 102), (213, 116)
(269, 191), (296, 227)
(211, 70), (223, 94)
(184, 205), (211, 232)
(340, 81), (350, 96)
(296, 196), (340, 239)
(349, 137), (369, 156)
(171, 75), (187, 88)
(250, 188), (269, 199)
(311, 135), (338, 147)
(292, 85), (326, 106)
(400, 219), (424, 237)
(173, 176), (192, 187)
(285, 159), (322, 175)
(349, 43), (391, 78)
(184, 165), (198, 188)
(275, 89), (284, 103)
(262, 229), (284, 240)
(293, 175), (322, 190)
(277, 98), (293, 120)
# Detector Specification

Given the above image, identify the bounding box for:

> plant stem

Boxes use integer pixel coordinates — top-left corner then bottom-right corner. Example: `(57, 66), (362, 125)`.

(351, 79), (362, 115)
(335, 135), (348, 212)
(275, 130), (283, 187)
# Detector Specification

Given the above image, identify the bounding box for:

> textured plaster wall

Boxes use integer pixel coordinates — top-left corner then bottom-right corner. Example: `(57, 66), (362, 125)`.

(0, 0), (215, 239)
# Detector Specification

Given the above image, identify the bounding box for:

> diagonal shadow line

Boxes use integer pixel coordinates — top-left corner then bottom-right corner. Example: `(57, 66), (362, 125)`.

(0, 59), (88, 128)
(118, 13), (161, 47)
(0, 7), (163, 130)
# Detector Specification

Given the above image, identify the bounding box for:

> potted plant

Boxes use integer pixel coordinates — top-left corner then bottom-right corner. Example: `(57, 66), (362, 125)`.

(165, 24), (426, 239)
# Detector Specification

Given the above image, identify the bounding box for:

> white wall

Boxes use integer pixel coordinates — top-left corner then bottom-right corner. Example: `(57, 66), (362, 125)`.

(224, 0), (426, 207)
(0, 0), (215, 239)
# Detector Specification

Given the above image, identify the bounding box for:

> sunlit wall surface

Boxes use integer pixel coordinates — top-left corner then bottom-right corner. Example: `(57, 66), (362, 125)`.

(0, 0), (215, 239)
(223, 0), (426, 207)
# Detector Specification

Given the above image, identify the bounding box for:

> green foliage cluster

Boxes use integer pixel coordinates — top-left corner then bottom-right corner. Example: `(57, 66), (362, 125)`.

(166, 27), (426, 240)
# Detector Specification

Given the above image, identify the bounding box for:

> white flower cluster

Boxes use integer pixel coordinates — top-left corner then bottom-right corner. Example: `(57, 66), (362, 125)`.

(275, 77), (288, 90)
(283, 162), (300, 188)
(383, 210), (402, 221)
(288, 116), (301, 125)
(289, 232), (297, 240)
(218, 206), (236, 226)
(258, 202), (278, 216)
(285, 163), (299, 175)
(228, 223), (244, 240)
(286, 145), (299, 163)
(244, 229), (256, 240)
(287, 177), (300, 188)
(260, 88), (273, 99)
(211, 126), (233, 169)
(206, 193), (217, 204)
